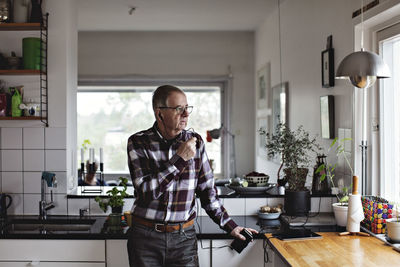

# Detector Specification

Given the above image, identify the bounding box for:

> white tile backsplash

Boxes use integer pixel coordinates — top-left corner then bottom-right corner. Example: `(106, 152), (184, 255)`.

(67, 198), (90, 215)
(1, 172), (23, 193)
(1, 128), (22, 149)
(1, 150), (22, 171)
(23, 172), (42, 193)
(47, 194), (68, 215)
(123, 198), (134, 213)
(45, 127), (66, 149)
(311, 197), (333, 212)
(52, 171), (67, 194)
(23, 150), (44, 171)
(90, 198), (109, 215)
(45, 150), (66, 171)
(267, 198), (284, 208)
(8, 193), (23, 215)
(23, 128), (44, 149)
(245, 198), (267, 216)
(23, 193), (40, 215)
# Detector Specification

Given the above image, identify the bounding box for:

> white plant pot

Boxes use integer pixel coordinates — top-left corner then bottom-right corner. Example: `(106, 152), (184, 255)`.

(332, 203), (348, 227)
(387, 219), (400, 242)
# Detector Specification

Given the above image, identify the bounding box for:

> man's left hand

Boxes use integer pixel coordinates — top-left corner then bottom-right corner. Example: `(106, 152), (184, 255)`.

(230, 226), (258, 240)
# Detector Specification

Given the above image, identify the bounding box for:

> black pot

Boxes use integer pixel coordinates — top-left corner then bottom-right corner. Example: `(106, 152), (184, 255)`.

(111, 206), (122, 214)
(284, 190), (310, 216)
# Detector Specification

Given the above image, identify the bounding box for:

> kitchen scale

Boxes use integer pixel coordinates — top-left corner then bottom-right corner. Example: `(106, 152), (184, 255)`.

(273, 228), (322, 241)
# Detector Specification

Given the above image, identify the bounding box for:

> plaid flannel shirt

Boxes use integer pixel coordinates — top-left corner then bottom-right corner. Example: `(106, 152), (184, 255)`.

(127, 123), (237, 233)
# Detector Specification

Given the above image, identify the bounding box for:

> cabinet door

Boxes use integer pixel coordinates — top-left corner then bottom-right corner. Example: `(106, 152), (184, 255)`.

(197, 240), (211, 267)
(0, 263), (105, 267)
(211, 239), (264, 267)
(106, 240), (129, 267)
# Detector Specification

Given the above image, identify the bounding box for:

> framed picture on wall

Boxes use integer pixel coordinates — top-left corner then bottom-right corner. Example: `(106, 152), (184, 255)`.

(321, 48), (334, 88)
(257, 63), (271, 109)
(257, 116), (268, 156)
(271, 82), (288, 134)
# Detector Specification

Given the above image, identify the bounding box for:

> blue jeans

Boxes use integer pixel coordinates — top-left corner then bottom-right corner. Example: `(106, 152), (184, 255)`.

(127, 222), (199, 267)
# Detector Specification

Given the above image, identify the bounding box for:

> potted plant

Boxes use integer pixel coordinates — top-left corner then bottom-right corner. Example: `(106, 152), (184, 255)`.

(95, 177), (129, 226)
(315, 137), (351, 227)
(261, 122), (320, 216)
(387, 203), (400, 242)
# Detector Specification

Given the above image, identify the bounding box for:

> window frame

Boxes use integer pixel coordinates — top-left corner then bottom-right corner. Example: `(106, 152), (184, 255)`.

(76, 75), (233, 181)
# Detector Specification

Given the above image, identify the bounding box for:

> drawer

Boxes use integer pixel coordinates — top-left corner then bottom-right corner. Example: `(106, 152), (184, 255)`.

(0, 263), (105, 267)
(0, 240), (105, 262)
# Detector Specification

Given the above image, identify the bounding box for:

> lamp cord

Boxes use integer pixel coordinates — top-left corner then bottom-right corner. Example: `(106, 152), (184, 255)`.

(361, 0), (364, 50)
(278, 0), (283, 85)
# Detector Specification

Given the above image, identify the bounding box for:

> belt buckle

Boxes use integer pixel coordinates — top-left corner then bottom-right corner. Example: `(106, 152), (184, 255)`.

(154, 223), (165, 232)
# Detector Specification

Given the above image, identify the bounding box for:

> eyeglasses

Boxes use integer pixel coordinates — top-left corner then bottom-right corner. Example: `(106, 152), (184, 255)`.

(158, 106), (193, 114)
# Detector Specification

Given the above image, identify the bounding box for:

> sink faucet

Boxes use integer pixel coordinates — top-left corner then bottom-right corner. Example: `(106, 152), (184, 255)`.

(39, 172), (57, 220)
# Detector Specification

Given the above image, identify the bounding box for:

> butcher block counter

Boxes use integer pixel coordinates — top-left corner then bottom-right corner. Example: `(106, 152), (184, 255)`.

(265, 232), (400, 266)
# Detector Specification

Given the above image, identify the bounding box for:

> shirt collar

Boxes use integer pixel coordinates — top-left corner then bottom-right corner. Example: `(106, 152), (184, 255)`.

(152, 122), (184, 145)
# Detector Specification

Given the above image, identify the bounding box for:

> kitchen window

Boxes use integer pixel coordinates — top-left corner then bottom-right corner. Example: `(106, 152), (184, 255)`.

(377, 22), (400, 204)
(77, 82), (227, 179)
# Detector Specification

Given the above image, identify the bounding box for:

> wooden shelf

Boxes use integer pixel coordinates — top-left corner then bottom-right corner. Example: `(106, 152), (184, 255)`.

(0, 69), (44, 75)
(0, 117), (42, 121)
(0, 23), (42, 31)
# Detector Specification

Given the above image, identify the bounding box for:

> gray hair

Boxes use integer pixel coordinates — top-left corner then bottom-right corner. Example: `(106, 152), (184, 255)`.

(152, 85), (184, 111)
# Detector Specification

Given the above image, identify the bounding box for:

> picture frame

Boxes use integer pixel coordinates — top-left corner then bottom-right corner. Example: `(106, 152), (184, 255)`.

(320, 95), (335, 139)
(257, 63), (271, 109)
(257, 116), (268, 156)
(321, 48), (334, 88)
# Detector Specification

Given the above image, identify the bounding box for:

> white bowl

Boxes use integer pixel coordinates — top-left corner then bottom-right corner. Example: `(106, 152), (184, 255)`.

(387, 219), (400, 243)
(258, 211), (281, 220)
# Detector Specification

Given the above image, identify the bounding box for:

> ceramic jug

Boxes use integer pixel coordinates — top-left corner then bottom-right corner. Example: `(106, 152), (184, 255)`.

(0, 193), (12, 218)
(14, 0), (29, 23)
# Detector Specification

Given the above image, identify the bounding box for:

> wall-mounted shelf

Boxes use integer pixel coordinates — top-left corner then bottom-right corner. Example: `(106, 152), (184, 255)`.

(0, 14), (49, 127)
(0, 116), (42, 120)
(0, 69), (44, 75)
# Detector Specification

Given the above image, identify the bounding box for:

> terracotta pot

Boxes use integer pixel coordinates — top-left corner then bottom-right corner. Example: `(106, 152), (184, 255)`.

(284, 167), (309, 191)
(332, 203), (348, 227)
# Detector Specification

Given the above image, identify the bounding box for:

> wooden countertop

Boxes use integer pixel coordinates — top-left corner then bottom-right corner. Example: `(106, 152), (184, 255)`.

(265, 232), (400, 266)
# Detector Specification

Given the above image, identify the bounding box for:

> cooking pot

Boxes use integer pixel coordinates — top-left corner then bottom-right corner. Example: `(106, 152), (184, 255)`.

(0, 193), (12, 218)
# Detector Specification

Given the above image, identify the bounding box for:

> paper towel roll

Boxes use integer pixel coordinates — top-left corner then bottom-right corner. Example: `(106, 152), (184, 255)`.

(347, 194), (364, 232)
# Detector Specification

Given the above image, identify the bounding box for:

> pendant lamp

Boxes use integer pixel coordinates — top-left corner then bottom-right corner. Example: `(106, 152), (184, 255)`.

(335, 0), (390, 194)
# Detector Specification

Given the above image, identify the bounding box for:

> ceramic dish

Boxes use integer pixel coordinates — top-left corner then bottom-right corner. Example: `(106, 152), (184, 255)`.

(258, 211), (281, 220)
(226, 183), (276, 195)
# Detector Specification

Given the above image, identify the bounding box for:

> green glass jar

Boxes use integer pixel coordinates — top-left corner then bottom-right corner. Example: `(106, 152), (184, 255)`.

(23, 37), (41, 70)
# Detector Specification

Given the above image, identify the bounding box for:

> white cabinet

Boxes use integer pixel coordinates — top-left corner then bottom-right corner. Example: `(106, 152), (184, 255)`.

(0, 240), (105, 266)
(211, 239), (264, 267)
(0, 263), (104, 267)
(197, 240), (211, 267)
(106, 240), (129, 267)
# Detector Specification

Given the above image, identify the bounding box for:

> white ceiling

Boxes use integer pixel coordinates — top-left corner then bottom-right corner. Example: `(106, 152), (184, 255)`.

(77, 0), (275, 31)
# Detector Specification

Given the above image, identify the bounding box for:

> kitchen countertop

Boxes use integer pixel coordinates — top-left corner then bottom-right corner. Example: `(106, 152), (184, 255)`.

(68, 185), (335, 199)
(266, 232), (400, 266)
(0, 213), (338, 240)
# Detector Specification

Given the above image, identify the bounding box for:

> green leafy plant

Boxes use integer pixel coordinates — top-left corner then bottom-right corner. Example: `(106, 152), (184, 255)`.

(95, 177), (129, 213)
(260, 122), (320, 190)
(315, 137), (352, 204)
(81, 139), (91, 151)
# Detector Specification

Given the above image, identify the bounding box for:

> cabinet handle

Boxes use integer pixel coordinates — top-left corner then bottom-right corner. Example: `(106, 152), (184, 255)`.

(29, 261), (40, 266)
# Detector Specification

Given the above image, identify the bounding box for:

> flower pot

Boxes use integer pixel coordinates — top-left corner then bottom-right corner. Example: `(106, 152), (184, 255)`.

(284, 189), (310, 216)
(387, 219), (400, 242)
(332, 203), (348, 227)
(111, 206), (122, 214)
(284, 168), (309, 191)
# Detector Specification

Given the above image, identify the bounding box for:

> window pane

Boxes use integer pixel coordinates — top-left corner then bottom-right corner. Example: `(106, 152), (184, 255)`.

(77, 86), (222, 174)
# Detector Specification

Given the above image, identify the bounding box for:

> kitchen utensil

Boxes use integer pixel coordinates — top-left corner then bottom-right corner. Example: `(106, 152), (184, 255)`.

(0, 193), (12, 218)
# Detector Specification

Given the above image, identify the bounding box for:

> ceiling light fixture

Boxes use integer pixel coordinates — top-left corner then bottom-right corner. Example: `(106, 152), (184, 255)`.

(335, 0), (390, 194)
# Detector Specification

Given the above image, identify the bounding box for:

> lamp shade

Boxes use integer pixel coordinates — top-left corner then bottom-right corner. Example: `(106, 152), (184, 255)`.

(336, 50), (390, 88)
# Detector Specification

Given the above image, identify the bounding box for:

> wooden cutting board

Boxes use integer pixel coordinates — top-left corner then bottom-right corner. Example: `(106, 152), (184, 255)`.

(265, 232), (400, 266)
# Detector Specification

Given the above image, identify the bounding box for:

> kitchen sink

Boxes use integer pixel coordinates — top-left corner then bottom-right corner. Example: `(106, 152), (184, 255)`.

(5, 217), (96, 232)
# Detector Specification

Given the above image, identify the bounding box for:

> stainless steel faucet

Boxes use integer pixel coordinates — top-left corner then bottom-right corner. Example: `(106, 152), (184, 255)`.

(39, 172), (57, 220)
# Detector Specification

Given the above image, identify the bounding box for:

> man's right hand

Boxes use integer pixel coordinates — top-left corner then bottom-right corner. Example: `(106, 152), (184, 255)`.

(176, 137), (197, 161)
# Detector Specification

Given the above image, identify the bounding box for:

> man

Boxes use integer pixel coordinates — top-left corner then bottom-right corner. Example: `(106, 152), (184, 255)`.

(127, 85), (257, 267)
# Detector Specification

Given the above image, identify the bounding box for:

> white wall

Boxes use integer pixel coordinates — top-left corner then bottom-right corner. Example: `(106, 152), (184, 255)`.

(255, 0), (359, 186)
(78, 31), (255, 176)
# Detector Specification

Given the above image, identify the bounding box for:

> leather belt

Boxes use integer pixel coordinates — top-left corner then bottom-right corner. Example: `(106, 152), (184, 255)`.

(132, 216), (194, 233)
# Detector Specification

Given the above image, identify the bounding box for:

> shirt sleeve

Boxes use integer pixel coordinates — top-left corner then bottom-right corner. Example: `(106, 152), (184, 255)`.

(195, 135), (238, 233)
(127, 135), (188, 202)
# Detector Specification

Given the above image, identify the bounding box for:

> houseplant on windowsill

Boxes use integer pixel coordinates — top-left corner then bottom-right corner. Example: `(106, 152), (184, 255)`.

(315, 137), (351, 227)
(261, 122), (320, 216)
(95, 177), (129, 226)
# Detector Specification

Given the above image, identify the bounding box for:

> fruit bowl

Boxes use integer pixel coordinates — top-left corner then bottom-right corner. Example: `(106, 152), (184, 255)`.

(258, 211), (281, 220)
(244, 172), (269, 187)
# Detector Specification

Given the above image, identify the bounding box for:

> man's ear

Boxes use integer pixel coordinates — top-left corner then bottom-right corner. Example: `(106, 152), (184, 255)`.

(158, 112), (164, 121)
